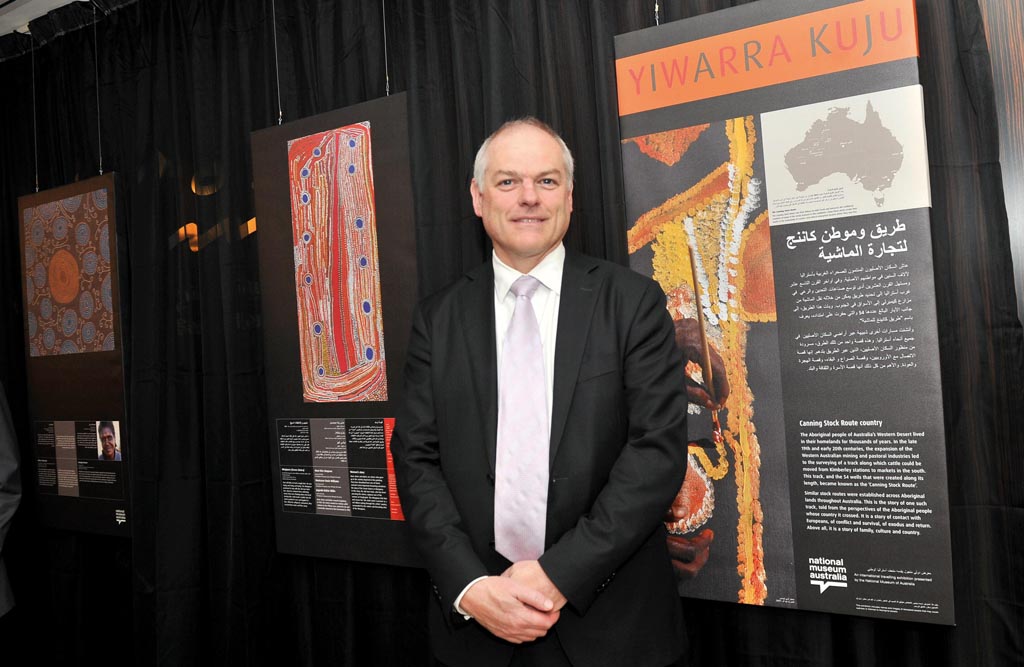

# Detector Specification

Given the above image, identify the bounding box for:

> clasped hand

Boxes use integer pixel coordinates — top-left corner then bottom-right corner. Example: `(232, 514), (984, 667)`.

(459, 560), (566, 644)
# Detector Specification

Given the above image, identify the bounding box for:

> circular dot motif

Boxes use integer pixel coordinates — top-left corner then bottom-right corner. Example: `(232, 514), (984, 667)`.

(359, 256), (368, 268)
(40, 298), (53, 320)
(313, 322), (323, 336)
(365, 347), (374, 361)
(25, 277), (34, 302)
(38, 202), (58, 218)
(317, 366), (325, 377)
(76, 222), (91, 245)
(101, 275), (113, 313)
(313, 147), (322, 157)
(302, 232), (312, 244)
(347, 165), (356, 174)
(43, 328), (55, 350)
(362, 300), (371, 314)
(83, 251), (99, 276)
(61, 309), (78, 336)
(24, 244), (35, 267)
(355, 218), (364, 229)
(28, 312), (37, 338)
(53, 216), (69, 240)
(61, 340), (78, 354)
(103, 332), (115, 351)
(348, 139), (356, 148)
(300, 192), (310, 205)
(99, 225), (110, 262)
(80, 291), (95, 319)
(29, 343), (39, 357)
(48, 249), (80, 304)
(31, 220), (45, 246)
(63, 194), (83, 213)
(93, 188), (108, 210)
(33, 263), (46, 289)
(82, 321), (97, 344)
(304, 274), (313, 285)
(301, 168), (310, 178)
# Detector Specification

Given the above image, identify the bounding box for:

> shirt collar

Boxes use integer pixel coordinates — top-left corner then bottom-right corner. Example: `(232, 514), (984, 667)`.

(492, 243), (565, 300)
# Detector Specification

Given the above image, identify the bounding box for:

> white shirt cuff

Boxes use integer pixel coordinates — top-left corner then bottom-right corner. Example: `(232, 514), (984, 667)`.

(453, 575), (490, 618)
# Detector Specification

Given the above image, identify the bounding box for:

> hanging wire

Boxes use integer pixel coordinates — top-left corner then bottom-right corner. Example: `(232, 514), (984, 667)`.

(31, 30), (39, 192)
(381, 0), (390, 96)
(93, 2), (103, 174)
(271, 0), (283, 125)
(654, 1), (661, 26)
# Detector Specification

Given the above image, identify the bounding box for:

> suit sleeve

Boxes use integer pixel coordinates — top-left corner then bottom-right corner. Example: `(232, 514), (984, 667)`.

(0, 381), (21, 557)
(390, 303), (489, 613)
(539, 280), (688, 613)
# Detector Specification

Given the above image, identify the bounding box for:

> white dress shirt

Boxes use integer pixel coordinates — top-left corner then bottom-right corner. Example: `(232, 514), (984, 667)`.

(492, 244), (564, 422)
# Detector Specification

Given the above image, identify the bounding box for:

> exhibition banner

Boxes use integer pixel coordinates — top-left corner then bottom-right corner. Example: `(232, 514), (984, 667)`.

(616, 0), (954, 624)
(252, 93), (418, 565)
(17, 173), (130, 536)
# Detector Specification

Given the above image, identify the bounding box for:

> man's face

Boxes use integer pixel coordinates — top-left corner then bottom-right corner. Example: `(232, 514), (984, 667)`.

(100, 427), (116, 458)
(471, 124), (573, 273)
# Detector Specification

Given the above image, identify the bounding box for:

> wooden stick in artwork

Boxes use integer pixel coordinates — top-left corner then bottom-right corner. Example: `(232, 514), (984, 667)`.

(687, 244), (717, 406)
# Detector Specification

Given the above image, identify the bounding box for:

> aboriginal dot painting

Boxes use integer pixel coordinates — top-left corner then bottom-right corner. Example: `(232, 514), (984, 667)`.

(288, 122), (388, 402)
(23, 188), (116, 357)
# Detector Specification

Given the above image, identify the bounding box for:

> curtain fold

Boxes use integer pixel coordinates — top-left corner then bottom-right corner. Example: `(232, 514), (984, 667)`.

(0, 0), (1019, 665)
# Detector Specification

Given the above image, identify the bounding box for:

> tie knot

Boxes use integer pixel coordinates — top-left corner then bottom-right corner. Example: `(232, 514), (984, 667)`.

(510, 275), (541, 299)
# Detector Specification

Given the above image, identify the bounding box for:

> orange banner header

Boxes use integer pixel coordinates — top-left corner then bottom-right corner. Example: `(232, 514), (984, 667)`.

(616, 0), (918, 117)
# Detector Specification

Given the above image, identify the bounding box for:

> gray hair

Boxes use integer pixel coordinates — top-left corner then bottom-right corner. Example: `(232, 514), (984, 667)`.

(472, 117), (575, 190)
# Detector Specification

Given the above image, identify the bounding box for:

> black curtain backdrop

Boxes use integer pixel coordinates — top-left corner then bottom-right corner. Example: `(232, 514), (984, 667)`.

(0, 0), (1020, 665)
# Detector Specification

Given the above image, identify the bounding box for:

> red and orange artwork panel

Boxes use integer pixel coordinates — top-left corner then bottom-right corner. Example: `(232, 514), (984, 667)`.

(288, 122), (388, 402)
(23, 188), (116, 356)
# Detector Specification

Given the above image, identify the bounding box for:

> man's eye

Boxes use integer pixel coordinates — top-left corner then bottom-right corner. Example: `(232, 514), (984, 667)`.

(498, 179), (515, 187)
(540, 178), (557, 186)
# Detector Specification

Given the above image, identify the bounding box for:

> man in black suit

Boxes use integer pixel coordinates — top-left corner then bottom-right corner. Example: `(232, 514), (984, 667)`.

(392, 118), (689, 666)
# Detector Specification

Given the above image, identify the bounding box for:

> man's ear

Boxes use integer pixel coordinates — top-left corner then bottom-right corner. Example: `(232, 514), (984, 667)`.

(470, 179), (484, 217)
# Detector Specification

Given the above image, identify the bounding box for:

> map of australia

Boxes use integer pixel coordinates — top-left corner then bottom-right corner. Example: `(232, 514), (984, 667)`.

(784, 101), (904, 206)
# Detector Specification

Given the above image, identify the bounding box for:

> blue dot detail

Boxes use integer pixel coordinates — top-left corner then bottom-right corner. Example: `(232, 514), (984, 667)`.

(313, 147), (321, 157)
(75, 222), (90, 245)
(300, 192), (310, 204)
(348, 139), (356, 148)
(313, 323), (322, 335)
(348, 164), (356, 174)
(83, 251), (98, 275)
(355, 218), (364, 229)
(301, 168), (310, 178)
(362, 300), (371, 314)
(303, 232), (311, 243)
(317, 366), (325, 376)
(359, 256), (368, 267)
(304, 274), (313, 285)
(365, 347), (374, 361)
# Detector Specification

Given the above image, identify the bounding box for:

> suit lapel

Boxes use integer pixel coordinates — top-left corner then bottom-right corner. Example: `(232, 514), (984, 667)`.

(458, 262), (499, 474)
(549, 252), (601, 464)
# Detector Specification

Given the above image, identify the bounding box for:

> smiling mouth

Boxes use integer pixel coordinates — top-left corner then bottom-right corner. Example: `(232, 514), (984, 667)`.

(512, 217), (546, 224)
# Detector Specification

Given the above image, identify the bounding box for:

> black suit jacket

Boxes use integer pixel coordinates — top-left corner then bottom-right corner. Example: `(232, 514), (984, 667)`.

(391, 251), (689, 667)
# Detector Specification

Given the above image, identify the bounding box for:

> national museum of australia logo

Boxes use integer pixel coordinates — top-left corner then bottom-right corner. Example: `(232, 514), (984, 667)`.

(809, 556), (848, 593)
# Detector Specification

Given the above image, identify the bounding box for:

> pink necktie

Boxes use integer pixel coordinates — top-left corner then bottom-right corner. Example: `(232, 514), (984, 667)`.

(494, 275), (549, 562)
